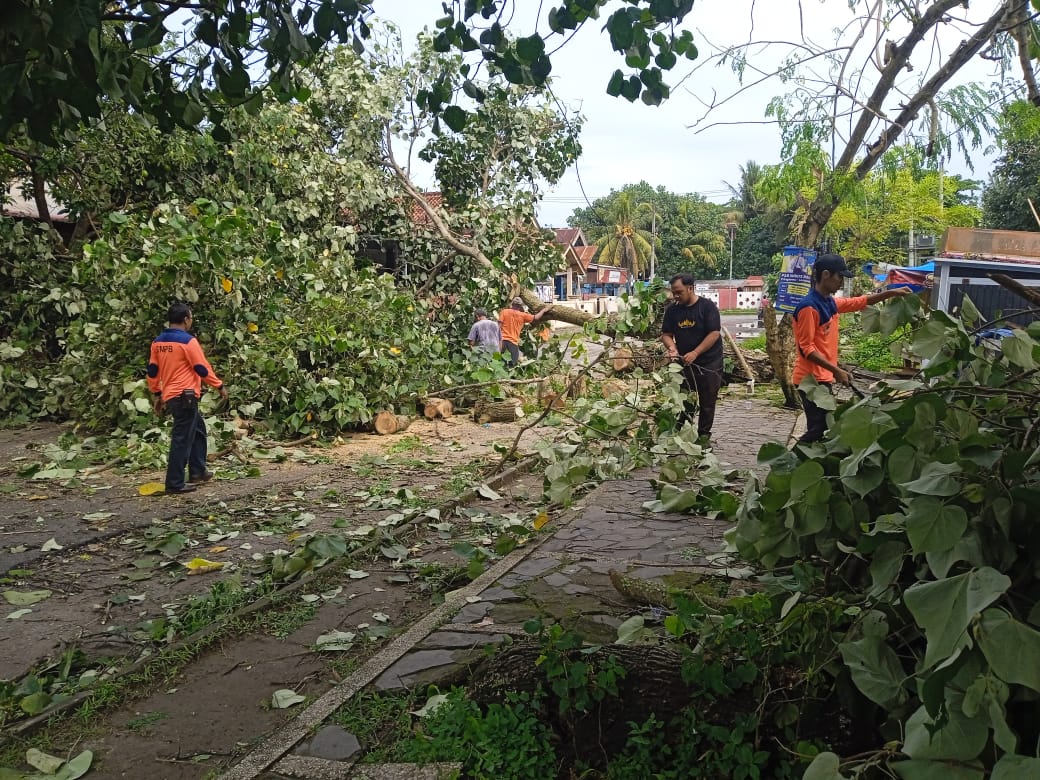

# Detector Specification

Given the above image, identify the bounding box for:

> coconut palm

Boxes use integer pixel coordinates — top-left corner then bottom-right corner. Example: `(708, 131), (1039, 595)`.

(681, 230), (727, 271)
(595, 192), (656, 280)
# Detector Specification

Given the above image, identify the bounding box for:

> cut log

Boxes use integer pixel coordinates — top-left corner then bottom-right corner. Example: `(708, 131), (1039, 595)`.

(373, 411), (412, 435)
(612, 347), (635, 373)
(537, 372), (586, 408)
(599, 378), (630, 398)
(611, 345), (671, 374)
(472, 398), (522, 423)
(422, 397), (454, 420)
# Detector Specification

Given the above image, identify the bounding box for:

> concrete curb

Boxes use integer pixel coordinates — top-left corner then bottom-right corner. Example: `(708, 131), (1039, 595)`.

(220, 516), (556, 779)
(4, 454), (539, 741)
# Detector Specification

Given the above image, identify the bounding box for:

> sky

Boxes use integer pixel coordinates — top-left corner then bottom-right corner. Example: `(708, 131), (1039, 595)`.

(386, 1), (1009, 228)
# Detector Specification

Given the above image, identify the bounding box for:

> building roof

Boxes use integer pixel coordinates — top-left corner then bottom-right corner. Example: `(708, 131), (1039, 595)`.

(408, 191), (444, 226)
(577, 244), (598, 264)
(553, 226), (592, 248)
(2, 182), (70, 222)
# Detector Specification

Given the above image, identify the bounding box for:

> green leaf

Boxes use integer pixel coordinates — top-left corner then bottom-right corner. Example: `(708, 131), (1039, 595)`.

(904, 497), (968, 555)
(442, 105), (467, 132)
(54, 750), (94, 780)
(789, 460), (825, 499)
(991, 755), (1040, 779)
(803, 752), (846, 779)
(900, 461), (961, 497)
(925, 532), (985, 579)
(271, 689), (306, 708)
(904, 567), (1010, 668)
(839, 635), (907, 707)
(959, 294), (980, 326)
(20, 690), (51, 714)
(26, 748), (65, 774)
(1001, 330), (1038, 369)
(902, 703), (988, 761)
(2, 589), (51, 606)
(911, 320), (950, 361)
(891, 759), (984, 780)
(976, 609), (1040, 692)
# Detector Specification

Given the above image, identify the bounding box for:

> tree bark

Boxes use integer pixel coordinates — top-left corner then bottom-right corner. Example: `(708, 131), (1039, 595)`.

(990, 272), (1040, 308)
(763, 305), (800, 408)
(422, 397), (454, 419)
(373, 411), (412, 434)
(798, 0), (1013, 246)
(472, 398), (521, 422)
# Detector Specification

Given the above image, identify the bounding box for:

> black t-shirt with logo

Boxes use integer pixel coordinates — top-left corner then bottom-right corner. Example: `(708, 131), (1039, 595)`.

(662, 297), (723, 366)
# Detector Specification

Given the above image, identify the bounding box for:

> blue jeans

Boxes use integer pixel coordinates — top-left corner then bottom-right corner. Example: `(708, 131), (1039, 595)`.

(165, 391), (208, 490)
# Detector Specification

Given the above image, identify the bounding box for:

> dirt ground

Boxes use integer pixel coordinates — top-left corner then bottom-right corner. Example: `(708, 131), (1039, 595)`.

(0, 415), (551, 778)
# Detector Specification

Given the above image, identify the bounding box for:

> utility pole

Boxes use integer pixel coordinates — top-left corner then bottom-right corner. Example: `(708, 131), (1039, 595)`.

(650, 208), (656, 281)
(725, 221), (738, 284)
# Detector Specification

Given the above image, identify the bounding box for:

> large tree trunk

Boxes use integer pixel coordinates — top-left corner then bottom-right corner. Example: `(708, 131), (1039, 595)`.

(763, 305), (799, 408)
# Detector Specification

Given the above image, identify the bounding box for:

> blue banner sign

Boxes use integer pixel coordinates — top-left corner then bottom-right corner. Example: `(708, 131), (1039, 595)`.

(775, 246), (816, 313)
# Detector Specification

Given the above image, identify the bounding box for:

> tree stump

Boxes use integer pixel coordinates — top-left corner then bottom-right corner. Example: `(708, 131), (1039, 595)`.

(372, 411), (412, 435)
(472, 398), (521, 423)
(467, 639), (692, 767)
(422, 397), (454, 419)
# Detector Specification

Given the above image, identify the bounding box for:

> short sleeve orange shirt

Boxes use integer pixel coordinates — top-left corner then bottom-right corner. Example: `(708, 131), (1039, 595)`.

(499, 309), (534, 344)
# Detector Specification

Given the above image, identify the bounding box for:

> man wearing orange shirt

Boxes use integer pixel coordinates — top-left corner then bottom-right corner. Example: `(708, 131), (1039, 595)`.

(499, 296), (547, 367)
(792, 255), (909, 444)
(147, 303), (229, 494)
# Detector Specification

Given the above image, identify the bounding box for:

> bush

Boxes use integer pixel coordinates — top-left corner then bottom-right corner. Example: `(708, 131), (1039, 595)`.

(728, 293), (1040, 776)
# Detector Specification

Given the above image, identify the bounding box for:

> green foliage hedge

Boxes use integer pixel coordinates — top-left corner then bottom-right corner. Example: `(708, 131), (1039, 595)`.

(729, 293), (1040, 777)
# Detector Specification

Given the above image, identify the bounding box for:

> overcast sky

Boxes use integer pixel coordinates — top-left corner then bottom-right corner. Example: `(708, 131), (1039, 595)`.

(388, 1), (1006, 227)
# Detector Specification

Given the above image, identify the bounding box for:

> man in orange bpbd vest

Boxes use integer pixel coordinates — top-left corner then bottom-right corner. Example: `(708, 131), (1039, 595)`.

(499, 296), (548, 367)
(792, 254), (909, 444)
(147, 303), (229, 494)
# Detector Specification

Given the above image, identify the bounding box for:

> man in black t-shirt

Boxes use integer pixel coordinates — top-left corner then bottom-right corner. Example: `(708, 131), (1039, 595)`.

(661, 273), (724, 440)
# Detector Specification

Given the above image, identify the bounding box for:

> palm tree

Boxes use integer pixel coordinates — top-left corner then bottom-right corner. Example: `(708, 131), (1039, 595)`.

(595, 192), (656, 281)
(682, 229), (727, 271)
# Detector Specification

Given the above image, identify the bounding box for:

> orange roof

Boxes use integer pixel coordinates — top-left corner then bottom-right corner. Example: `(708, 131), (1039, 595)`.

(409, 192), (444, 226)
(577, 245), (598, 263)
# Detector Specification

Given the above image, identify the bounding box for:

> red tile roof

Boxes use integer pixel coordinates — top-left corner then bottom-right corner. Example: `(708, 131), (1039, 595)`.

(409, 191), (444, 226)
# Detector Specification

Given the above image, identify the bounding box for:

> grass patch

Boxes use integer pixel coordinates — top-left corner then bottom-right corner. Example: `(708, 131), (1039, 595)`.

(332, 689), (417, 762)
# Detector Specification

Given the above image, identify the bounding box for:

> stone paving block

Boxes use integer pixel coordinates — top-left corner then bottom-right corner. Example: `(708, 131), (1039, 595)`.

(293, 725), (361, 762)
(373, 649), (459, 691)
(449, 601), (492, 624)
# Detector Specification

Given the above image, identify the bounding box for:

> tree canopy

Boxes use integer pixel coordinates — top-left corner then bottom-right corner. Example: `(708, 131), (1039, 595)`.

(982, 100), (1040, 231)
(0, 0), (699, 146)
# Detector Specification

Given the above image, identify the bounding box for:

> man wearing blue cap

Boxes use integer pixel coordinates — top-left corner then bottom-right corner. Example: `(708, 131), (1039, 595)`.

(793, 254), (910, 444)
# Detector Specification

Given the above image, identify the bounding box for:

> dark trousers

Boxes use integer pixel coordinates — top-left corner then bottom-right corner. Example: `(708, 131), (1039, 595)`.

(165, 392), (208, 490)
(502, 340), (520, 367)
(681, 360), (724, 438)
(798, 385), (832, 444)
